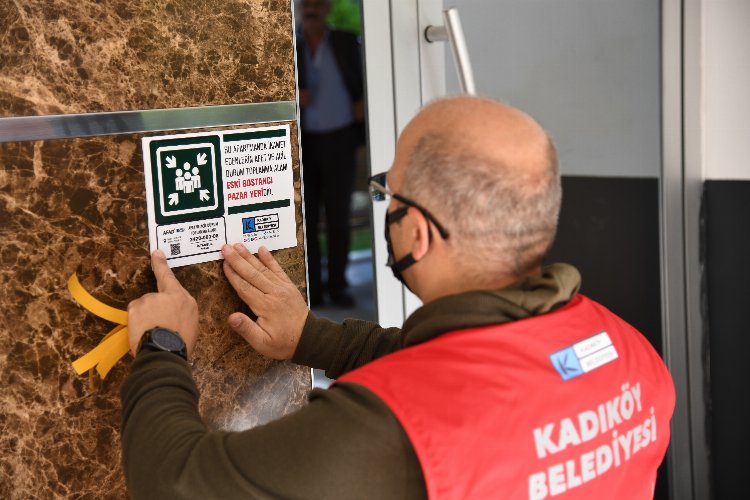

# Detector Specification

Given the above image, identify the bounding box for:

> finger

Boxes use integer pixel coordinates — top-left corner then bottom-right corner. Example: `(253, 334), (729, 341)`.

(232, 243), (266, 272)
(151, 249), (182, 293)
(223, 260), (266, 305)
(227, 312), (273, 355)
(126, 292), (158, 313)
(257, 246), (291, 283)
(126, 296), (140, 314)
(222, 244), (274, 293)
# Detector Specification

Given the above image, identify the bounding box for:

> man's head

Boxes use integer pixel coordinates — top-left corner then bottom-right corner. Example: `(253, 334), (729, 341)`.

(382, 96), (560, 301)
(300, 0), (330, 34)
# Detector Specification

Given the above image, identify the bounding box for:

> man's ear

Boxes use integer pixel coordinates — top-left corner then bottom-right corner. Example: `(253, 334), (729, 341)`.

(407, 207), (431, 261)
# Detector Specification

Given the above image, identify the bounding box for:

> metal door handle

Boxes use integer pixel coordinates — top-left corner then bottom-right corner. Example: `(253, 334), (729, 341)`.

(425, 8), (476, 95)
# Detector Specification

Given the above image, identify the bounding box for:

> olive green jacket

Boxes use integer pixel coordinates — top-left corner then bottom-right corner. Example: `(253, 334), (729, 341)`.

(120, 264), (580, 499)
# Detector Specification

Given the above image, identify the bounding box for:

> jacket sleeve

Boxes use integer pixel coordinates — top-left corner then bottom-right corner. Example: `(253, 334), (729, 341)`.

(291, 313), (403, 379)
(330, 30), (364, 102)
(120, 352), (425, 499)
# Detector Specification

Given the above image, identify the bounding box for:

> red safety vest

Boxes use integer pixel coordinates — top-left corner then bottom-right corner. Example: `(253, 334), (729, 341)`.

(338, 295), (675, 499)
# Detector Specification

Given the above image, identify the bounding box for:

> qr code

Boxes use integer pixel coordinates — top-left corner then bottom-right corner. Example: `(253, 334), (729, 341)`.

(170, 243), (181, 256)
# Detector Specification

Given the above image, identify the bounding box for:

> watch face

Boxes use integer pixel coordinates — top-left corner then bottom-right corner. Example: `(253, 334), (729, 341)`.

(152, 328), (185, 351)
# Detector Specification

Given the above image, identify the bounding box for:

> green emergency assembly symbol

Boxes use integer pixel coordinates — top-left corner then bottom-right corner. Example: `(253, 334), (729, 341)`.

(149, 135), (224, 225)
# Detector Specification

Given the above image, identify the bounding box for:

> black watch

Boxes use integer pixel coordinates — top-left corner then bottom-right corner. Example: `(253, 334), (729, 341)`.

(138, 327), (188, 361)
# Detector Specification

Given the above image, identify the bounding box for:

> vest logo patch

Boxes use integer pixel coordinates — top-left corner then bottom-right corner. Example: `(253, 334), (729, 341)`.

(550, 331), (618, 381)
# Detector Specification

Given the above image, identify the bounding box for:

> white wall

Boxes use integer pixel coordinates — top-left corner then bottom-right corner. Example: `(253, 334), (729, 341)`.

(703, 0), (750, 180)
(443, 0), (661, 178)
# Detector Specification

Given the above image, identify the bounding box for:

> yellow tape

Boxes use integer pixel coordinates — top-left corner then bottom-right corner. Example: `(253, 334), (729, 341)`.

(68, 273), (130, 379)
(67, 274), (128, 324)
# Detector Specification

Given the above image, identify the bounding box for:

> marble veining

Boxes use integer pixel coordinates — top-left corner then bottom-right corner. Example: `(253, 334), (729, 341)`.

(0, 0), (296, 117)
(0, 129), (309, 497)
(1, 0), (309, 496)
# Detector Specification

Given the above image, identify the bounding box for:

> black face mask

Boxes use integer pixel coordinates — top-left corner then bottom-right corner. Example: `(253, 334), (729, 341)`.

(385, 206), (417, 290)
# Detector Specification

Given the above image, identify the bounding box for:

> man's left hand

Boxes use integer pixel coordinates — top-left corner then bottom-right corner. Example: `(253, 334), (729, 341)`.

(127, 249), (199, 357)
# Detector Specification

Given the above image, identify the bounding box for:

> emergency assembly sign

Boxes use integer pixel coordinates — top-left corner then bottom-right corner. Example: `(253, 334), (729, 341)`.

(141, 125), (296, 267)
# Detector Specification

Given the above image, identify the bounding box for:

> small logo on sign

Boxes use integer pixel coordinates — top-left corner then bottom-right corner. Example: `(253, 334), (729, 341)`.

(550, 348), (583, 381)
(242, 213), (280, 234)
(550, 332), (618, 381)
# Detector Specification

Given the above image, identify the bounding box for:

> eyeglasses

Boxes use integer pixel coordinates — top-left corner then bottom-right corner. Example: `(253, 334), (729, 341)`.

(368, 172), (450, 240)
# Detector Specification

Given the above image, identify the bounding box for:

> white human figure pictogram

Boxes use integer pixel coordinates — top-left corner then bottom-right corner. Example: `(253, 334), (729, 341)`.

(166, 156), (210, 202)
(191, 166), (201, 189)
(183, 174), (195, 194)
(181, 162), (195, 193)
(175, 169), (185, 192)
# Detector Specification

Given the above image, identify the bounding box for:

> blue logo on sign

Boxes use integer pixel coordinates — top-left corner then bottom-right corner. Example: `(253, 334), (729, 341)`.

(549, 347), (584, 381)
(242, 217), (257, 233)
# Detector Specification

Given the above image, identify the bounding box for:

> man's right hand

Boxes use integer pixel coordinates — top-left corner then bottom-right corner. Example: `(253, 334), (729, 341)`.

(222, 244), (309, 360)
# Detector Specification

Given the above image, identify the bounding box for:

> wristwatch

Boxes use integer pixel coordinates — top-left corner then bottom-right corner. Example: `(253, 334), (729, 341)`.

(137, 327), (188, 361)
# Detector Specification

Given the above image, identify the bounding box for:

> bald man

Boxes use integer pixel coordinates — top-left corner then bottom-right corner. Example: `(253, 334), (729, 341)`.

(122, 97), (675, 499)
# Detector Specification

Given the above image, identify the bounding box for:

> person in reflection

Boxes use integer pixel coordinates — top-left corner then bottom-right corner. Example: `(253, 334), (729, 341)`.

(122, 96), (675, 499)
(296, 0), (365, 307)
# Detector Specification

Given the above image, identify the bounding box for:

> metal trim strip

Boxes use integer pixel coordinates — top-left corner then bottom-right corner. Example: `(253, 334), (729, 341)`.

(0, 101), (297, 143)
(661, 0), (710, 498)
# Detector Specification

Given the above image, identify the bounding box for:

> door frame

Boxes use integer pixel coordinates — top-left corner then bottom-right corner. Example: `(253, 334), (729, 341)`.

(361, 0), (445, 327)
(661, 0), (710, 498)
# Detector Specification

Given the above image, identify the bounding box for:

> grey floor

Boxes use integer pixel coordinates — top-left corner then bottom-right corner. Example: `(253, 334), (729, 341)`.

(310, 249), (377, 389)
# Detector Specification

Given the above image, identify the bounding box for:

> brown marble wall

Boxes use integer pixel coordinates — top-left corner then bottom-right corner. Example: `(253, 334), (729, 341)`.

(0, 123), (309, 498)
(0, 0), (296, 117)
(0, 0), (310, 498)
